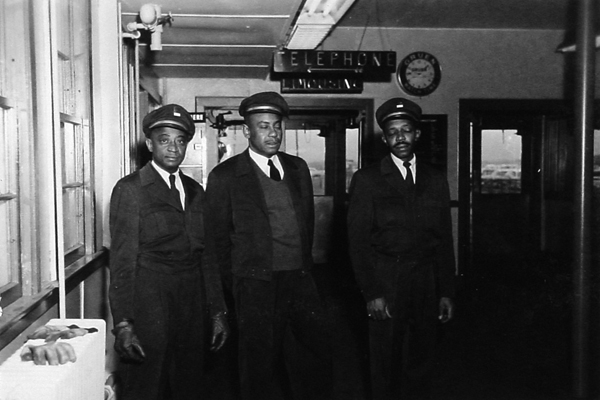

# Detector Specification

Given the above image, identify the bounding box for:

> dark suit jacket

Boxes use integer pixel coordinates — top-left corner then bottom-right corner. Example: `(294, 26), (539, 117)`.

(204, 150), (314, 282)
(109, 163), (226, 324)
(347, 155), (455, 302)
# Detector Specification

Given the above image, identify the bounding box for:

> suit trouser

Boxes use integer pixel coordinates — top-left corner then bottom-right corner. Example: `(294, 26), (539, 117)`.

(234, 270), (332, 400)
(119, 266), (207, 400)
(369, 259), (438, 400)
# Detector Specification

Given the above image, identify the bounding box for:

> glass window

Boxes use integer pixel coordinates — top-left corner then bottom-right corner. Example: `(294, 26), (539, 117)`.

(594, 130), (600, 186)
(0, 102), (20, 298)
(282, 127), (325, 195)
(0, 0), (29, 305)
(55, 0), (93, 266)
(216, 124), (247, 164)
(61, 119), (86, 262)
(0, 0), (94, 309)
(345, 127), (360, 192)
(481, 129), (522, 194)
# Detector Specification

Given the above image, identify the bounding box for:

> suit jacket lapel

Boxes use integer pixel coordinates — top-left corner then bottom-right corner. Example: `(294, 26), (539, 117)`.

(413, 162), (425, 195)
(181, 172), (198, 210)
(381, 154), (421, 197)
(236, 150), (269, 216)
(380, 155), (406, 194)
(140, 163), (184, 211)
(279, 153), (302, 200)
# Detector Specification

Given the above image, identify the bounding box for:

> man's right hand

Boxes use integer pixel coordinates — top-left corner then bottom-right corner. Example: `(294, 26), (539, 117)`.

(367, 297), (392, 320)
(20, 341), (77, 365)
(112, 321), (146, 363)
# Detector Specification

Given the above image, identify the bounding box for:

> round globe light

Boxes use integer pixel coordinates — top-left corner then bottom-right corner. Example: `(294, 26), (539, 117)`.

(139, 4), (158, 25)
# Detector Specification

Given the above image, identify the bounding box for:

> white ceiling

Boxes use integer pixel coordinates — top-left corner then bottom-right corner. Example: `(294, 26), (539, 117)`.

(119, 0), (574, 79)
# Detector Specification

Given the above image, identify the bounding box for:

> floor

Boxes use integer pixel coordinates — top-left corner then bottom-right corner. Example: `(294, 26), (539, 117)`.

(202, 252), (586, 400)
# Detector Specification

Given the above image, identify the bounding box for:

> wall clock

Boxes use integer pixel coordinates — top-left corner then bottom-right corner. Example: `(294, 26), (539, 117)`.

(396, 52), (441, 96)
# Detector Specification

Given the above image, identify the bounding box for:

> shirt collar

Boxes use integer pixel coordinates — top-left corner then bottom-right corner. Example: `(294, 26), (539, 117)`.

(248, 147), (283, 176)
(390, 153), (416, 181)
(391, 153), (416, 169)
(151, 160), (180, 187)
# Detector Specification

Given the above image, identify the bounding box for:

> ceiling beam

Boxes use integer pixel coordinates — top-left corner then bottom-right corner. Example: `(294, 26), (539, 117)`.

(151, 63), (269, 68)
(141, 43), (278, 49)
(121, 12), (290, 19)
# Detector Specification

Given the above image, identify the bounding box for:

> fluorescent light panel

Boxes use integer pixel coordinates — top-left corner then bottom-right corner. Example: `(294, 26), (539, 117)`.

(285, 0), (357, 50)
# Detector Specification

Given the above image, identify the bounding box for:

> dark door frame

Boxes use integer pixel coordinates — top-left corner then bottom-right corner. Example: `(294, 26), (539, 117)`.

(458, 99), (574, 284)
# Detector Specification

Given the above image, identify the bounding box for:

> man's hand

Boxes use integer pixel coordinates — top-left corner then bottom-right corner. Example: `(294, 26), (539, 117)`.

(20, 341), (77, 365)
(28, 324), (97, 342)
(112, 321), (146, 363)
(438, 297), (454, 323)
(367, 297), (392, 320)
(210, 312), (230, 352)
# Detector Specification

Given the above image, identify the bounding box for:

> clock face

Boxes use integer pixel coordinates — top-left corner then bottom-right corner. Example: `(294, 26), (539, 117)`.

(397, 52), (441, 96)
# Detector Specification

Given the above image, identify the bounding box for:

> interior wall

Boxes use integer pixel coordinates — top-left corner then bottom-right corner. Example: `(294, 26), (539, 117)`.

(162, 28), (572, 201)
(160, 29), (574, 273)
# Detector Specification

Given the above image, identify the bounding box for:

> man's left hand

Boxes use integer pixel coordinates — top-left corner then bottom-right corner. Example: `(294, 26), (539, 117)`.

(210, 312), (230, 352)
(438, 297), (454, 323)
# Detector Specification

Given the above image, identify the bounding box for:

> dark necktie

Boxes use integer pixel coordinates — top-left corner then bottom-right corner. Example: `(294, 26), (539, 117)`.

(403, 161), (414, 186)
(169, 174), (182, 207)
(268, 159), (281, 181)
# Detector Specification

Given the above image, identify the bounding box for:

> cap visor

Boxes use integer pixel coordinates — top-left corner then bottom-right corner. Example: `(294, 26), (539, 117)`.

(148, 120), (191, 134)
(383, 111), (419, 123)
(245, 105), (284, 115)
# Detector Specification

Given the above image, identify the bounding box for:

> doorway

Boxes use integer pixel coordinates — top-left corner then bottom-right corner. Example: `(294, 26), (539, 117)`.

(457, 99), (576, 394)
(459, 100), (575, 279)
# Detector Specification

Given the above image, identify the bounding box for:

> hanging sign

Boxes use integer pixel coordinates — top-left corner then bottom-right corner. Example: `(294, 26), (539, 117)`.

(273, 50), (396, 78)
(280, 76), (363, 94)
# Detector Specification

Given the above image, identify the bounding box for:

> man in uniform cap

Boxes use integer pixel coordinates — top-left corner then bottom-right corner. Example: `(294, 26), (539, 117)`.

(205, 91), (332, 399)
(109, 103), (229, 399)
(347, 98), (455, 399)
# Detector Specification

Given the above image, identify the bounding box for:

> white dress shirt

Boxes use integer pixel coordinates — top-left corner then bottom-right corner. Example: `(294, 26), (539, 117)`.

(152, 160), (186, 209)
(390, 153), (417, 183)
(248, 148), (284, 180)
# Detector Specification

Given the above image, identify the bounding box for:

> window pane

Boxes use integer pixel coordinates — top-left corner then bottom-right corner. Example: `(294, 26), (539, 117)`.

(61, 121), (84, 256)
(54, 0), (92, 265)
(0, 202), (12, 286)
(63, 187), (84, 254)
(217, 124), (247, 163)
(0, 3), (5, 97)
(0, 107), (20, 291)
(481, 129), (522, 194)
(61, 121), (82, 183)
(282, 128), (325, 195)
(594, 130), (600, 186)
(72, 0), (90, 117)
(346, 127), (359, 192)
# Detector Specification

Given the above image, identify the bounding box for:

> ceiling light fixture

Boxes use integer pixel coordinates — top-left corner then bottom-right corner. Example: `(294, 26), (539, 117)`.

(125, 3), (173, 51)
(284, 0), (357, 50)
